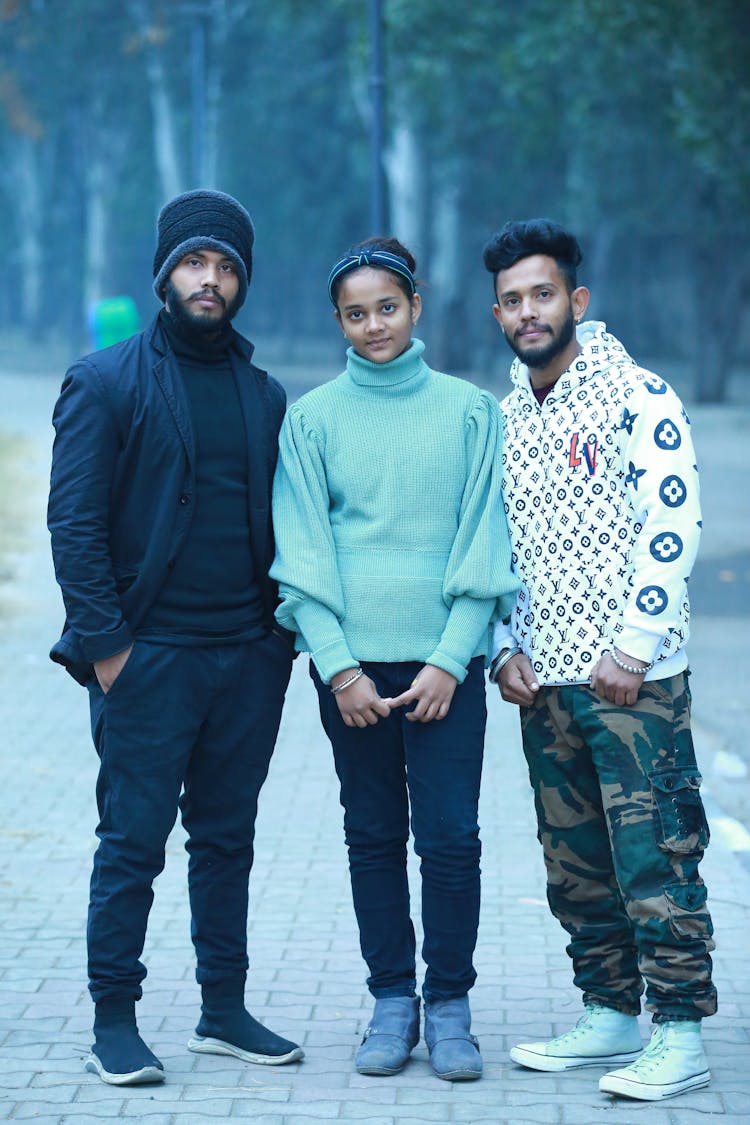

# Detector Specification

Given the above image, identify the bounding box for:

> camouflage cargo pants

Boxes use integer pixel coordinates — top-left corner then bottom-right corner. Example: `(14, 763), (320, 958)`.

(520, 672), (717, 1020)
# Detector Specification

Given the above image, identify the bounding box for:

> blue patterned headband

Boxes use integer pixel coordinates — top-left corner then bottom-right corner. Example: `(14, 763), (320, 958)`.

(327, 249), (416, 305)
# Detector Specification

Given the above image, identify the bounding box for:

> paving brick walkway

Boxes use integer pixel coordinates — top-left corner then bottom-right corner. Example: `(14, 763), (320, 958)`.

(1, 370), (748, 1123)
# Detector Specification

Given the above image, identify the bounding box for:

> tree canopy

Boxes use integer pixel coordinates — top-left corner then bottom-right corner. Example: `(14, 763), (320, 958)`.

(1, 0), (747, 399)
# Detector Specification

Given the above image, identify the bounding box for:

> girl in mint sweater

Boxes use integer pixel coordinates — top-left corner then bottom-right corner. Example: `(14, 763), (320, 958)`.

(271, 238), (516, 1081)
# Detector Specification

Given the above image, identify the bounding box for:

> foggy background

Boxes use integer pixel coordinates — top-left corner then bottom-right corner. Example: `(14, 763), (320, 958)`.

(1, 0), (748, 401)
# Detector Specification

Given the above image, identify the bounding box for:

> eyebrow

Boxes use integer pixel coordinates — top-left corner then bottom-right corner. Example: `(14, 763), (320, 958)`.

(499, 281), (558, 299)
(342, 293), (401, 311)
(182, 251), (233, 264)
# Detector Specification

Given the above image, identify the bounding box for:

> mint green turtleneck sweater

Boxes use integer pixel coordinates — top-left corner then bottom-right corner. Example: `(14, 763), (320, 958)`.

(271, 339), (518, 684)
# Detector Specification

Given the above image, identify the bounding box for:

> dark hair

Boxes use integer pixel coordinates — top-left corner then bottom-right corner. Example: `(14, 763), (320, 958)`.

(483, 219), (583, 294)
(329, 236), (418, 306)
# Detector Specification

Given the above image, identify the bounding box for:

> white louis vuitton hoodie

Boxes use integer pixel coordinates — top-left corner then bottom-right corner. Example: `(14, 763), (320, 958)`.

(494, 321), (701, 686)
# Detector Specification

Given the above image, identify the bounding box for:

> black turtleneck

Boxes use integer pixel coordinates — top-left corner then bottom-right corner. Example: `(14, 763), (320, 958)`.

(138, 309), (265, 644)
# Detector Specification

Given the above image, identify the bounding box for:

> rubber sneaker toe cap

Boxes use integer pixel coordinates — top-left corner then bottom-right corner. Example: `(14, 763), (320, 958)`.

(599, 1065), (710, 1101)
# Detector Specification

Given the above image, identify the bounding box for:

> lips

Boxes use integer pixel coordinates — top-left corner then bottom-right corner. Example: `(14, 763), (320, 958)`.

(516, 328), (550, 346)
(191, 291), (223, 309)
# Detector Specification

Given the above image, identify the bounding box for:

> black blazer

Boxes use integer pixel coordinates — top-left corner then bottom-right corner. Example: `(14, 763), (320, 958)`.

(48, 314), (287, 684)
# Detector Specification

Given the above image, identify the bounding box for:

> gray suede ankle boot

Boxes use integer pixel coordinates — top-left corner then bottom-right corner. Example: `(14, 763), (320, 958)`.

(355, 996), (420, 1076)
(424, 996), (482, 1081)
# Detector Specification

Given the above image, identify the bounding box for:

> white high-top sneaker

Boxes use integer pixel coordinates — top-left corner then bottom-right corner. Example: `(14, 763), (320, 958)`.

(510, 1004), (643, 1072)
(599, 1020), (710, 1100)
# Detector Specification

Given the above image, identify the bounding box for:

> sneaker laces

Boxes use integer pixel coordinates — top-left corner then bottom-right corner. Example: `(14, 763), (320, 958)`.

(548, 1004), (608, 1048)
(617, 1026), (667, 1076)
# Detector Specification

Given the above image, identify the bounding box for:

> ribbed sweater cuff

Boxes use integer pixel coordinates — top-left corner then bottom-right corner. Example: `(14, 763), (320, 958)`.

(426, 650), (471, 684)
(292, 600), (356, 684)
(428, 595), (495, 684)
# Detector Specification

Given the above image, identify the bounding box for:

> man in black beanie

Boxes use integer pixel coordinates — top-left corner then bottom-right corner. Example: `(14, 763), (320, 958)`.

(48, 189), (303, 1085)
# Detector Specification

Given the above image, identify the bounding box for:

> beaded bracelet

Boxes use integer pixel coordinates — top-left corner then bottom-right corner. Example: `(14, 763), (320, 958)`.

(331, 668), (364, 695)
(608, 649), (653, 675)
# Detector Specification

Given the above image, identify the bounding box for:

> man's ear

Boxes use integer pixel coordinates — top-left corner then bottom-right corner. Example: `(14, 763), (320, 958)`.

(492, 304), (505, 334)
(572, 285), (590, 323)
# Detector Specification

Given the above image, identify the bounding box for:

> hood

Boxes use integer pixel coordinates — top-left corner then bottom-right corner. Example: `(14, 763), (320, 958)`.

(508, 320), (637, 401)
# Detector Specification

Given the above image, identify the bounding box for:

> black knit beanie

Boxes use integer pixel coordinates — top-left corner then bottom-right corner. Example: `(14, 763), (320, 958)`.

(152, 189), (254, 307)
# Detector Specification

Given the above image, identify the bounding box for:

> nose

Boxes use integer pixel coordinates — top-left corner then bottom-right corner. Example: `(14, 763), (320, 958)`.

(365, 310), (384, 334)
(200, 263), (220, 288)
(519, 296), (537, 321)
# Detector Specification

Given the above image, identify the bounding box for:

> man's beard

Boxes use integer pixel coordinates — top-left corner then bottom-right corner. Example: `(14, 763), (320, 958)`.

(506, 307), (576, 369)
(164, 280), (240, 339)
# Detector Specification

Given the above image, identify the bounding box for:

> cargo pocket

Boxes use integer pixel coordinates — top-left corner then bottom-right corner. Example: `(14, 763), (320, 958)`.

(664, 880), (713, 941)
(651, 768), (710, 854)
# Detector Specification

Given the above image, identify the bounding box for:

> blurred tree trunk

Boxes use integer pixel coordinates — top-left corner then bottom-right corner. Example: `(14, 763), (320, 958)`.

(384, 120), (427, 257)
(127, 0), (182, 201)
(692, 237), (750, 403)
(145, 43), (182, 200)
(13, 136), (45, 336)
(584, 220), (617, 322)
(429, 158), (469, 372)
(84, 156), (107, 312)
(691, 184), (749, 403)
(561, 111), (618, 321)
(203, 0), (251, 188)
(82, 104), (128, 311)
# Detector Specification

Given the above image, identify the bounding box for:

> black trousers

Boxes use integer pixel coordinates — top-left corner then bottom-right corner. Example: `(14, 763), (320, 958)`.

(85, 633), (292, 1003)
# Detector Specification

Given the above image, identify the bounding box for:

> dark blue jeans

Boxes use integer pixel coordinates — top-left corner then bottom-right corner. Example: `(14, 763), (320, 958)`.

(86, 634), (292, 1003)
(313, 658), (486, 1001)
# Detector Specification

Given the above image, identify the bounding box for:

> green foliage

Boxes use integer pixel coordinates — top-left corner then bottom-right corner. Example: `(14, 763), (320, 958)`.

(0, 0), (747, 390)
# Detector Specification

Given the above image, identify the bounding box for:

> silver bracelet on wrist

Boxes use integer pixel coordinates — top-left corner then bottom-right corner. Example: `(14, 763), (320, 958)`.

(608, 649), (653, 675)
(489, 645), (522, 684)
(331, 668), (363, 695)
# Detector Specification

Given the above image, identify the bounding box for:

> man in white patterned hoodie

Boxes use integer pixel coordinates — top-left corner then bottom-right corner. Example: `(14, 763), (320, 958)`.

(484, 219), (717, 1102)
